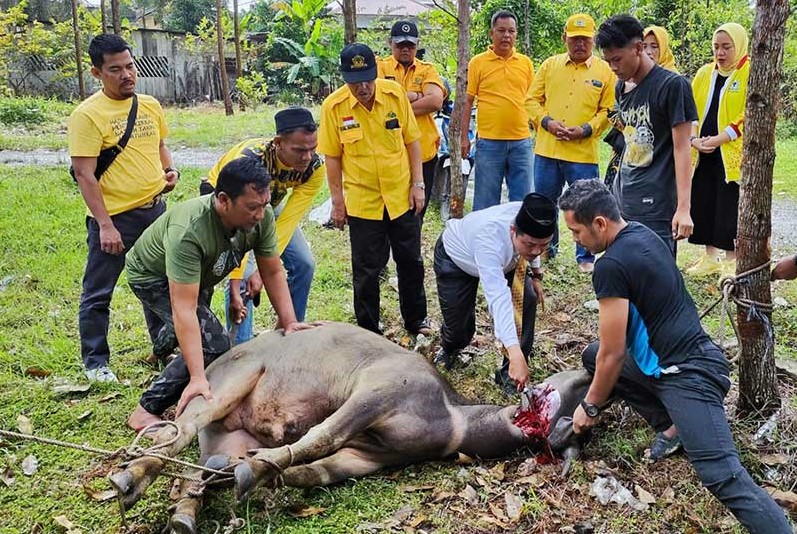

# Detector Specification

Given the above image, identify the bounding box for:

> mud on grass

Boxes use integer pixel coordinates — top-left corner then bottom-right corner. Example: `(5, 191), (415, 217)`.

(1, 166), (796, 533)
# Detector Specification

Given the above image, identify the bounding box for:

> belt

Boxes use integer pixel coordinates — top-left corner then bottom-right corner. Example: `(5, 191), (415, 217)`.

(139, 194), (164, 210)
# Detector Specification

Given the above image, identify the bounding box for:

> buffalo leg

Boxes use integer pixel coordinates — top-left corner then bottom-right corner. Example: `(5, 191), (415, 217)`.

(281, 447), (388, 487)
(110, 358), (264, 511)
(234, 391), (384, 499)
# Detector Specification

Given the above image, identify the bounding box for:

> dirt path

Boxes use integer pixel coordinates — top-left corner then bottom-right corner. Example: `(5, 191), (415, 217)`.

(3, 148), (797, 253)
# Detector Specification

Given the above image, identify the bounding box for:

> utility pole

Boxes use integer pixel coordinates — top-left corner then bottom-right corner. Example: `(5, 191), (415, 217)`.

(70, 0), (86, 99)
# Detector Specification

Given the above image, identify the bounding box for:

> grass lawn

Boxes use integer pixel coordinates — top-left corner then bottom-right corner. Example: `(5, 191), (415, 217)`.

(1, 164), (796, 533)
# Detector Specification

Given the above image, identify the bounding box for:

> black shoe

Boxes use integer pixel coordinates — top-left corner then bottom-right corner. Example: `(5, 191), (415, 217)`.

(494, 367), (519, 397)
(646, 432), (682, 462)
(433, 347), (458, 370)
(411, 319), (433, 337)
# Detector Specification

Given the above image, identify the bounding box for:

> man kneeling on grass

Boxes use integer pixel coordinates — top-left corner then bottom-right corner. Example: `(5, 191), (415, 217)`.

(125, 156), (314, 431)
(560, 180), (790, 533)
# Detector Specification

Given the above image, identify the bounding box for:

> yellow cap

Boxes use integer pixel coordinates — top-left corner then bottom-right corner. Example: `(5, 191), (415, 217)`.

(565, 13), (596, 38)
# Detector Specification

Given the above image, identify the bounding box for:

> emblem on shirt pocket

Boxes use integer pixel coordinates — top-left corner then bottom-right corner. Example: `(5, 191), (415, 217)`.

(590, 79), (603, 88)
(213, 252), (228, 276)
(729, 80), (740, 92)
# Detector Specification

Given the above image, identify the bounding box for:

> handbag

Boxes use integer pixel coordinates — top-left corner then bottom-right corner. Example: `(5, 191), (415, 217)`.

(70, 94), (138, 181)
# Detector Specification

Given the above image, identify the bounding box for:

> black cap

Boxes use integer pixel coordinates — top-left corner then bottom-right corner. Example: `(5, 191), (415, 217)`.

(515, 193), (557, 238)
(390, 20), (419, 44)
(275, 106), (316, 134)
(339, 43), (377, 83)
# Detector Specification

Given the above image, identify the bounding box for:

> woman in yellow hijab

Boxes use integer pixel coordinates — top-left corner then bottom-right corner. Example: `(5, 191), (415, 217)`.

(643, 26), (679, 72)
(687, 23), (749, 275)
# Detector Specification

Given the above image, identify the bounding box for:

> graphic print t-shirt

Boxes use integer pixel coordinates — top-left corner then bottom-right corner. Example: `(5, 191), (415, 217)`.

(613, 66), (697, 223)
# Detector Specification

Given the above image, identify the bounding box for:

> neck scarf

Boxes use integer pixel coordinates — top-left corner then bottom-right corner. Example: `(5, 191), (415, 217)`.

(644, 26), (678, 73)
(714, 22), (749, 77)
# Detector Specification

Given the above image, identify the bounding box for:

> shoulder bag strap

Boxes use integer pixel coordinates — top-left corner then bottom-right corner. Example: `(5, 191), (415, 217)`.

(117, 94), (138, 149)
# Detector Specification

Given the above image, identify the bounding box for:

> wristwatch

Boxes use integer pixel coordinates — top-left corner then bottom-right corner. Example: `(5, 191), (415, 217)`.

(164, 166), (181, 179)
(531, 270), (544, 281)
(413, 182), (425, 190)
(580, 399), (602, 418)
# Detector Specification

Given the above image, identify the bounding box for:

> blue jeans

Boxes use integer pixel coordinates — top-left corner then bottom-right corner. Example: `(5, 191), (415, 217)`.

(582, 341), (792, 533)
(472, 137), (533, 211)
(224, 225), (315, 345)
(533, 155), (598, 264)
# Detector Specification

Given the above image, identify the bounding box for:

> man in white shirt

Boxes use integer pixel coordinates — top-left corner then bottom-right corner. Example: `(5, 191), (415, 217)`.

(433, 193), (556, 395)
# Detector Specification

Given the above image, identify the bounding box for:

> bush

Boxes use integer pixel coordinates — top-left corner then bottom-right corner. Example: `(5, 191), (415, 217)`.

(0, 96), (52, 125)
(235, 71), (269, 110)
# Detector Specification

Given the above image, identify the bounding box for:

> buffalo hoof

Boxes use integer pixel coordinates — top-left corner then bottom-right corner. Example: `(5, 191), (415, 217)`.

(234, 461), (256, 502)
(203, 454), (231, 474)
(170, 513), (197, 534)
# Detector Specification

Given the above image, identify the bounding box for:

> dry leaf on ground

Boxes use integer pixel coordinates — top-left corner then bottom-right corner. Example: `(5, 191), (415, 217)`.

(504, 491), (523, 521)
(286, 504), (327, 518)
(460, 484), (479, 506)
(21, 455), (38, 476)
(16, 414), (33, 435)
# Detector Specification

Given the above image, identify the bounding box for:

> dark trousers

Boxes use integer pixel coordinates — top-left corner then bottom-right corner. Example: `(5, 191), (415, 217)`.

(582, 341), (791, 533)
(130, 279), (230, 416)
(434, 236), (537, 368)
(79, 202), (165, 370)
(418, 156), (438, 224)
(348, 209), (427, 335)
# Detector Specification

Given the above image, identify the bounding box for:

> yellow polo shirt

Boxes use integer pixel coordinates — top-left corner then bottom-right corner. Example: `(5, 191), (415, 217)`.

(318, 79), (421, 221)
(528, 54), (615, 164)
(467, 46), (534, 140)
(68, 91), (168, 216)
(377, 56), (446, 162)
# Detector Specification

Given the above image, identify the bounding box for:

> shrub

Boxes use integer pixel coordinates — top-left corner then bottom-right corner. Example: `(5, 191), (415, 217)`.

(0, 96), (50, 125)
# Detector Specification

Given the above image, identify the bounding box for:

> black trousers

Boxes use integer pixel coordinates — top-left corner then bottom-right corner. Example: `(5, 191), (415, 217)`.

(348, 209), (428, 335)
(79, 201), (165, 370)
(581, 341), (791, 533)
(418, 156), (438, 224)
(434, 236), (537, 368)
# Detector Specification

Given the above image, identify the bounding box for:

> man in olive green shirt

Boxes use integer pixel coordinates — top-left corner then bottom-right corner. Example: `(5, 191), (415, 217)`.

(125, 156), (312, 431)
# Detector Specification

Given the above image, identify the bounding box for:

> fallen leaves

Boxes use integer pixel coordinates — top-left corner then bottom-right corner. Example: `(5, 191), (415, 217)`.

(21, 455), (38, 476)
(286, 504), (327, 518)
(766, 487), (797, 511)
(17, 414), (33, 435)
(82, 484), (117, 503)
(24, 367), (52, 379)
(53, 515), (82, 534)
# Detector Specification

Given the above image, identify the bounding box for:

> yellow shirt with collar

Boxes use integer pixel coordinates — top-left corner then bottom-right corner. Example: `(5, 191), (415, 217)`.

(376, 56), (446, 162)
(466, 46), (534, 140)
(528, 53), (616, 164)
(206, 137), (324, 278)
(67, 91), (168, 216)
(318, 78), (421, 221)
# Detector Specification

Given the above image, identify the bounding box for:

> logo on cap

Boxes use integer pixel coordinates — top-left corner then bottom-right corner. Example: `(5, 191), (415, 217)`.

(402, 23), (411, 33)
(575, 19), (585, 27)
(352, 55), (366, 68)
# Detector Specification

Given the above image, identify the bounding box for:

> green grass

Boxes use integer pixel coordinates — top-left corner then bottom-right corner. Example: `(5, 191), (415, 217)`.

(0, 165), (794, 533)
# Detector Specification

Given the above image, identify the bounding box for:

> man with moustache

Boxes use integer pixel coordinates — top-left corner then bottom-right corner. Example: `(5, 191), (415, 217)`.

(125, 157), (313, 431)
(68, 34), (178, 382)
(463, 10), (535, 210)
(377, 20), (446, 222)
(318, 43), (431, 337)
(528, 13), (615, 272)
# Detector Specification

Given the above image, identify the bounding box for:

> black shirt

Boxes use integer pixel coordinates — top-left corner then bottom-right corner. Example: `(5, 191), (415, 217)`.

(613, 66), (698, 223)
(593, 222), (709, 375)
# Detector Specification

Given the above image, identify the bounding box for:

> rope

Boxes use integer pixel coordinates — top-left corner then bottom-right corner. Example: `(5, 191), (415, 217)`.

(699, 260), (774, 357)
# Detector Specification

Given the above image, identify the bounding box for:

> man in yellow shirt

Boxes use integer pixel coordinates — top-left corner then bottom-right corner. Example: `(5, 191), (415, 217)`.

(68, 34), (178, 382)
(528, 13), (615, 273)
(203, 107), (323, 343)
(377, 20), (446, 223)
(463, 10), (535, 211)
(318, 43), (430, 336)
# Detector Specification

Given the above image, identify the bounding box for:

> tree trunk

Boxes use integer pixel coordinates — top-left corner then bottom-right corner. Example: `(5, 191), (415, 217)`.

(735, 0), (791, 418)
(100, 0), (107, 33)
(343, 0), (357, 44)
(216, 0), (234, 115)
(523, 0), (530, 55)
(111, 0), (121, 34)
(70, 0), (85, 100)
(233, 0), (244, 111)
(447, 0), (470, 220)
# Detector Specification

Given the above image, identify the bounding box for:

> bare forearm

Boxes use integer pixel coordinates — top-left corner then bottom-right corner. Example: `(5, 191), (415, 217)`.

(159, 142), (174, 169)
(326, 157), (344, 200)
(585, 350), (625, 405)
(407, 141), (423, 183)
(173, 310), (206, 380)
(258, 257), (297, 328)
(76, 174), (113, 224)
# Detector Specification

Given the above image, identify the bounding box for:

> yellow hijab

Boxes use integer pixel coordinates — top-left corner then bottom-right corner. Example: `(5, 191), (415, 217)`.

(713, 23), (749, 76)
(644, 26), (678, 73)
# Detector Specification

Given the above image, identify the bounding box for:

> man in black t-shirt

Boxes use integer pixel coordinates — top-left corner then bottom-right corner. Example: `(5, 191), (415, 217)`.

(558, 180), (790, 534)
(596, 15), (697, 255)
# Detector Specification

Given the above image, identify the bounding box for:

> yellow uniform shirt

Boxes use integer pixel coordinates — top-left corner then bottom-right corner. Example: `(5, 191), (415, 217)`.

(467, 46), (534, 140)
(528, 54), (616, 164)
(206, 137), (324, 278)
(318, 79), (421, 221)
(377, 56), (446, 163)
(68, 91), (168, 216)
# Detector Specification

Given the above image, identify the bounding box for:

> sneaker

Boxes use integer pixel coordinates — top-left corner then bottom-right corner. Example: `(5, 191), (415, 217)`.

(647, 432), (682, 461)
(85, 366), (118, 383)
(433, 347), (458, 370)
(412, 320), (433, 337)
(494, 367), (519, 397)
(686, 254), (722, 276)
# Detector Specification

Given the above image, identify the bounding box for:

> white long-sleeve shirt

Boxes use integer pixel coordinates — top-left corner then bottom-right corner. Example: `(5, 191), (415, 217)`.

(441, 202), (541, 349)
